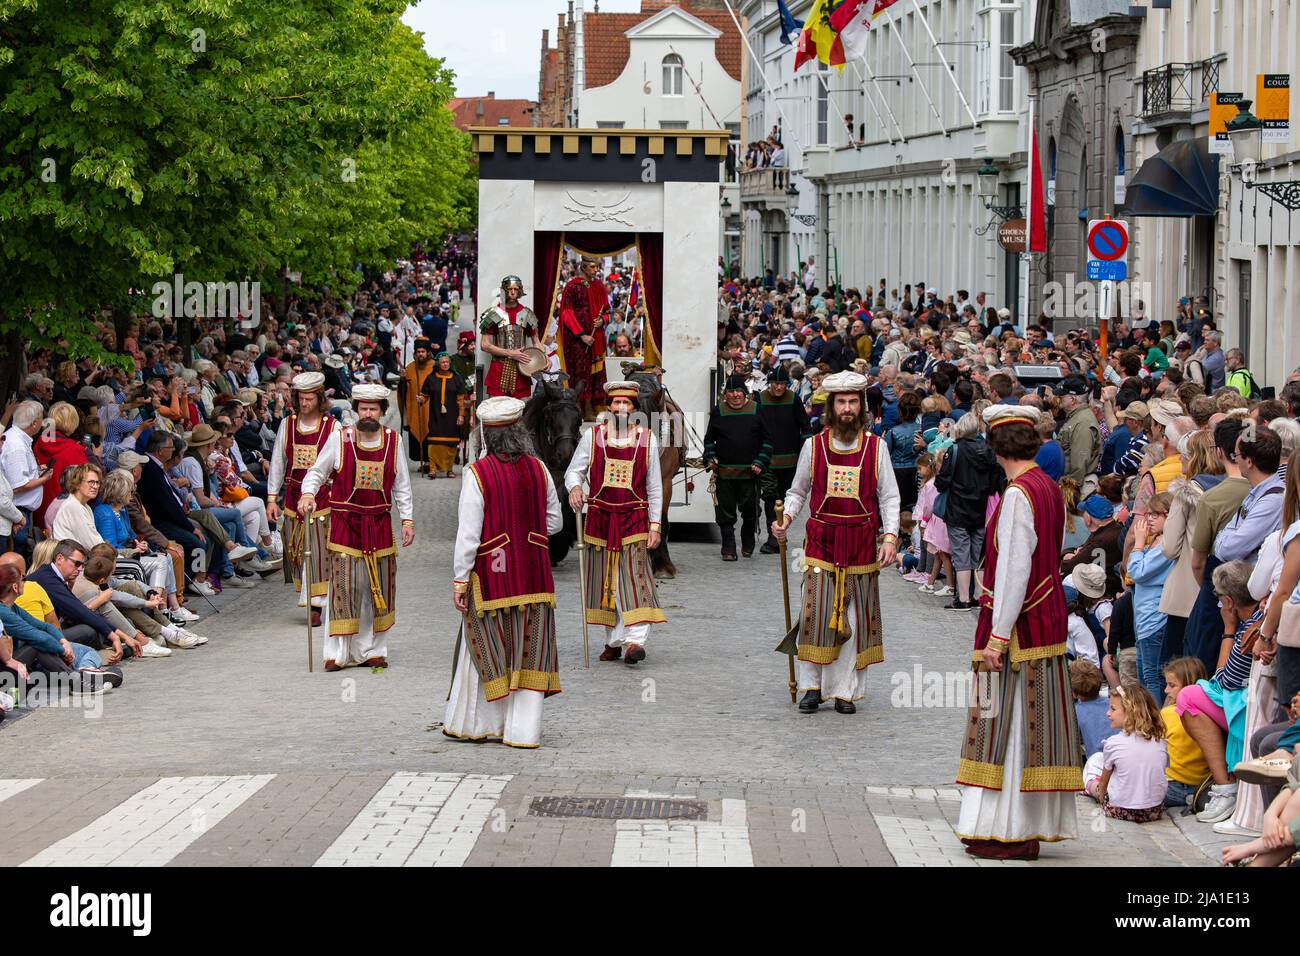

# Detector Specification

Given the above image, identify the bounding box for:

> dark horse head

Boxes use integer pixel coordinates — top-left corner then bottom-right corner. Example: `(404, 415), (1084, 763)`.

(524, 373), (583, 565)
(622, 363), (665, 414)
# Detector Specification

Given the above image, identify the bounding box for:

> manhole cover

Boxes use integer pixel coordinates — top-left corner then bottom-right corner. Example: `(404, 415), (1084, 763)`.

(528, 796), (707, 820)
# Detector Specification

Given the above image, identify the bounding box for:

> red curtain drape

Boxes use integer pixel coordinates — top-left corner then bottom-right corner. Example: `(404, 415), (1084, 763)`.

(636, 234), (663, 367)
(533, 231), (565, 335)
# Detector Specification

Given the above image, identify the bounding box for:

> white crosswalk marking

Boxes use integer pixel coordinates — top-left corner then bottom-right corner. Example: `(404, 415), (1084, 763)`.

(0, 779), (43, 806)
(611, 798), (754, 867)
(314, 772), (511, 867)
(20, 775), (275, 868)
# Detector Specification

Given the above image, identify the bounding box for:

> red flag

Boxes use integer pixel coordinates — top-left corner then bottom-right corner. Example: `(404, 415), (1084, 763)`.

(828, 33), (846, 67)
(1030, 128), (1047, 253)
(829, 0), (869, 31)
(793, 28), (816, 70)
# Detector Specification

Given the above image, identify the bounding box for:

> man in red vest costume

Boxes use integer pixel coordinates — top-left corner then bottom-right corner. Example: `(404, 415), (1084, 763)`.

(773, 371), (900, 715)
(298, 384), (415, 671)
(479, 275), (538, 400)
(557, 257), (610, 420)
(564, 381), (665, 665)
(447, 396), (563, 748)
(266, 371), (335, 629)
(956, 404), (1081, 861)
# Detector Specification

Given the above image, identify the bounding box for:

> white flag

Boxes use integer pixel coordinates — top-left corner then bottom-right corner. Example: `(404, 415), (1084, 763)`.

(839, 5), (873, 60)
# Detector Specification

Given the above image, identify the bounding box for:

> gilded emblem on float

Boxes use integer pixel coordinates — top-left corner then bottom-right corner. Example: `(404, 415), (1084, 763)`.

(827, 465), (860, 499)
(356, 461), (384, 490)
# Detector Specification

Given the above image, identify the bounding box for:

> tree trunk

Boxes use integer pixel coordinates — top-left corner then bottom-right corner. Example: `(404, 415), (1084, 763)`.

(112, 306), (131, 353)
(178, 314), (194, 360)
(0, 327), (26, 403)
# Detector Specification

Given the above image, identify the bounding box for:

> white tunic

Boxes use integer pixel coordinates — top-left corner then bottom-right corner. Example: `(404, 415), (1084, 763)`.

(562, 427), (663, 522)
(299, 427), (413, 522)
(780, 432), (901, 537)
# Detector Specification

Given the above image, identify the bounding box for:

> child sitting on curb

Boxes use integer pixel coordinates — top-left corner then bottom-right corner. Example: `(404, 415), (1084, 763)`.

(1085, 682), (1169, 822)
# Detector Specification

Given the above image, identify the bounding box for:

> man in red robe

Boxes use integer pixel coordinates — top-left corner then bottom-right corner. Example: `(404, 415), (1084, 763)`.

(558, 257), (610, 419)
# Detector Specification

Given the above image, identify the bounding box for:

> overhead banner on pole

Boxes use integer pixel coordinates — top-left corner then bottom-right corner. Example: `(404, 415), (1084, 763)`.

(1257, 74), (1292, 144)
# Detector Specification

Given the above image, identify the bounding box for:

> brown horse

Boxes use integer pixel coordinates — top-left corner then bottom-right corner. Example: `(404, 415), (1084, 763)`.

(624, 364), (683, 579)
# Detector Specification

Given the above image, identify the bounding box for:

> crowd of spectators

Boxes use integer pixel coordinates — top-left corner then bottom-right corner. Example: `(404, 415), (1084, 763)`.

(717, 266), (1300, 864)
(0, 248), (474, 707)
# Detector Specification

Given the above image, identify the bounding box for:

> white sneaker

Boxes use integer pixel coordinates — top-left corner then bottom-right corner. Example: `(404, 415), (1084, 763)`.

(170, 607), (201, 624)
(918, 583), (936, 593)
(228, 545), (258, 563)
(243, 557), (273, 572)
(167, 630), (201, 649)
(139, 641), (173, 658)
(179, 628), (208, 645)
(932, 585), (954, 597)
(187, 579), (217, 597)
(1211, 818), (1260, 837)
(266, 534), (283, 558)
(223, 574), (256, 589)
(1196, 784), (1238, 823)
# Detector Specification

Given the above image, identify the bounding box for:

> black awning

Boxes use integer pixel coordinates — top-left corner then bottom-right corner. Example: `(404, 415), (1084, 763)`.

(1124, 138), (1221, 217)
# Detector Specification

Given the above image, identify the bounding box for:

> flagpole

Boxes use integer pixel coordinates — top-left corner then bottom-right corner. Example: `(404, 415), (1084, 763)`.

(842, 59), (894, 145)
(881, 7), (947, 135)
(909, 0), (978, 128)
(851, 57), (907, 144)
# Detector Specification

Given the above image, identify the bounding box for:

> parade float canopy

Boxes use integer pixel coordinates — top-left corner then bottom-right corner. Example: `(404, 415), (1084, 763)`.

(1125, 138), (1221, 218)
(471, 126), (729, 370)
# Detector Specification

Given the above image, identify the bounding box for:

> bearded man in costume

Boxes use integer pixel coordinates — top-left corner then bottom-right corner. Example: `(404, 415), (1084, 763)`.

(267, 371), (336, 628)
(299, 384), (415, 671)
(480, 276), (538, 400)
(446, 396), (563, 748)
(558, 257), (610, 419)
(400, 338), (436, 471)
(772, 371), (900, 715)
(564, 382), (666, 665)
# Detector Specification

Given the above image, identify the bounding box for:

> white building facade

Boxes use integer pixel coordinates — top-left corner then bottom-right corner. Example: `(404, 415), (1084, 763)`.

(1129, 0), (1299, 387)
(741, 0), (1034, 316)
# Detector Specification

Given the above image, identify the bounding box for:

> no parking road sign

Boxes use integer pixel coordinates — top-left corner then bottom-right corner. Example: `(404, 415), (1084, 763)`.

(1086, 218), (1129, 281)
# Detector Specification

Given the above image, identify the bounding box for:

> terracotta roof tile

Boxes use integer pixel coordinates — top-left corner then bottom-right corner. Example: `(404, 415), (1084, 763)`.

(448, 96), (536, 131)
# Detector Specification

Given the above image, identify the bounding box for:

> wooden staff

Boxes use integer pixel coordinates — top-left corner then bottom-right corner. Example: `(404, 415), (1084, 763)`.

(576, 504), (590, 669)
(776, 500), (796, 703)
(304, 513), (314, 673)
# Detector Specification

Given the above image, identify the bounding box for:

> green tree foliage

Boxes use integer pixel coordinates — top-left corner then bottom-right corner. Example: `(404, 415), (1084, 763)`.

(0, 0), (473, 381)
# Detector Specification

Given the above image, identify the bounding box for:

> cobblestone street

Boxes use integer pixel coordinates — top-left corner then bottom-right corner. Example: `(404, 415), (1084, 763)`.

(0, 467), (1233, 866)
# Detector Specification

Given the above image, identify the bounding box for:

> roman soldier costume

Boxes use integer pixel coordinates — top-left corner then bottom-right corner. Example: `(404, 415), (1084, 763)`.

(557, 258), (610, 418)
(757, 365), (812, 554)
(956, 404), (1081, 859)
(267, 371), (335, 626)
(703, 374), (772, 560)
(447, 396), (563, 748)
(480, 276), (537, 400)
(564, 382), (666, 665)
(779, 372), (901, 714)
(300, 384), (414, 670)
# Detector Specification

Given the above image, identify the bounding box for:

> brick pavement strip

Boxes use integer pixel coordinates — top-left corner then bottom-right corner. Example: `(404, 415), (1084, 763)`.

(0, 468), (1233, 866)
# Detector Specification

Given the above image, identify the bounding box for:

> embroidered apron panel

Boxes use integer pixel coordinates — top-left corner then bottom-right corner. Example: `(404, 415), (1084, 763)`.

(292, 444), (318, 469)
(826, 464), (861, 500)
(356, 460), (384, 491)
(602, 456), (635, 491)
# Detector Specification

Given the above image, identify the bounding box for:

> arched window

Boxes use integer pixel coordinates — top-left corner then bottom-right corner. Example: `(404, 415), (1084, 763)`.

(662, 54), (683, 97)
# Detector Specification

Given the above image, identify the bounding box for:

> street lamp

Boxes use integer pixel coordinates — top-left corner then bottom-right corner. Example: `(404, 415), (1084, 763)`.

(1226, 99), (1300, 210)
(785, 181), (800, 213)
(974, 159), (1023, 234)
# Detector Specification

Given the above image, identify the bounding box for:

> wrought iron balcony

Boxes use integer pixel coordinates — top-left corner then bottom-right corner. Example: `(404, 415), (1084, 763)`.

(1141, 57), (1223, 120)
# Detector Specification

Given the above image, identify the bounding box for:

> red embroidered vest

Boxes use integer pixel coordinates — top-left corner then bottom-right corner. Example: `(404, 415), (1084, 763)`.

(328, 427), (398, 555)
(804, 430), (882, 572)
(585, 423), (650, 550)
(283, 414), (334, 514)
(974, 465), (1067, 655)
(469, 454), (556, 613)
